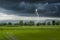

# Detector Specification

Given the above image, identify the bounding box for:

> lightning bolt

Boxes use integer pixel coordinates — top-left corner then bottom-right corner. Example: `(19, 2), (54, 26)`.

(35, 9), (39, 17)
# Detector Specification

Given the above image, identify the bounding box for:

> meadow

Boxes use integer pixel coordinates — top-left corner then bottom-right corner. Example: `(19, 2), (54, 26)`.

(0, 26), (60, 40)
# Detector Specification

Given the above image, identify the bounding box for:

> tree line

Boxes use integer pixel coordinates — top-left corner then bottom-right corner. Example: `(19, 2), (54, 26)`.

(0, 20), (60, 26)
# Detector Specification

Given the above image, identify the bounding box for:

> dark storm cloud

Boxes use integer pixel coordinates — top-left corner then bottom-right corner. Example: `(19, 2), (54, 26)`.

(1, 0), (60, 3)
(0, 0), (60, 17)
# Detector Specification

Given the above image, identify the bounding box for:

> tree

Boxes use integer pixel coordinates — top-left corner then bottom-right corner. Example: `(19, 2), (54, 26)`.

(0, 23), (7, 26)
(14, 23), (19, 25)
(19, 20), (24, 26)
(28, 21), (35, 26)
(47, 22), (51, 25)
(42, 23), (45, 25)
(8, 22), (12, 25)
(24, 22), (28, 26)
(36, 23), (40, 26)
(56, 21), (60, 25)
(52, 20), (56, 25)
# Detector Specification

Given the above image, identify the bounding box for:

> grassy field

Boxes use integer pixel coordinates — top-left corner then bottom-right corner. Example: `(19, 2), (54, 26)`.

(0, 26), (60, 40)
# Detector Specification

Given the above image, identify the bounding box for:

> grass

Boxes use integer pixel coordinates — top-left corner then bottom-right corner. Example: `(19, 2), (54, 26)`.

(0, 26), (60, 40)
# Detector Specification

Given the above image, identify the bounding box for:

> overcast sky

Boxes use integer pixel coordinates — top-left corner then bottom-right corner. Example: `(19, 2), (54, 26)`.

(0, 0), (60, 20)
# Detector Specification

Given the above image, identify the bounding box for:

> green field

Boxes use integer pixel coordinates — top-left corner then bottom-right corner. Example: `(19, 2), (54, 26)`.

(0, 26), (60, 40)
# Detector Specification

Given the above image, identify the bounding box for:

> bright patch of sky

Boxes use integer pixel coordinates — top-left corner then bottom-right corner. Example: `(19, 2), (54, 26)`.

(0, 12), (60, 20)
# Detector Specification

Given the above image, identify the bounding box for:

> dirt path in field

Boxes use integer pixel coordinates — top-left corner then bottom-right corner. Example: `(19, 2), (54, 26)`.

(4, 32), (17, 40)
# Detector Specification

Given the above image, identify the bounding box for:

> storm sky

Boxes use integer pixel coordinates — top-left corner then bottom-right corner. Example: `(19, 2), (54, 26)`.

(0, 0), (60, 20)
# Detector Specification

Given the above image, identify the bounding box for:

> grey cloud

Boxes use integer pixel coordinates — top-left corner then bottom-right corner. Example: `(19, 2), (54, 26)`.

(0, 0), (60, 17)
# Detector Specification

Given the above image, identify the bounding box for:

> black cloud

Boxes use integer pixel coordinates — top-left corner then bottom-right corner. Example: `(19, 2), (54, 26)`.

(1, 0), (60, 3)
(0, 0), (60, 17)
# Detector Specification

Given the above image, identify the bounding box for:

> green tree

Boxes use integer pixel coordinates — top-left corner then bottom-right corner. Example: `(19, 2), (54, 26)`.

(28, 21), (35, 26)
(47, 22), (51, 25)
(0, 23), (7, 26)
(8, 22), (12, 25)
(19, 20), (24, 26)
(42, 23), (45, 25)
(56, 21), (60, 25)
(52, 20), (56, 25)
(14, 23), (19, 25)
(24, 22), (28, 26)
(36, 23), (40, 26)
